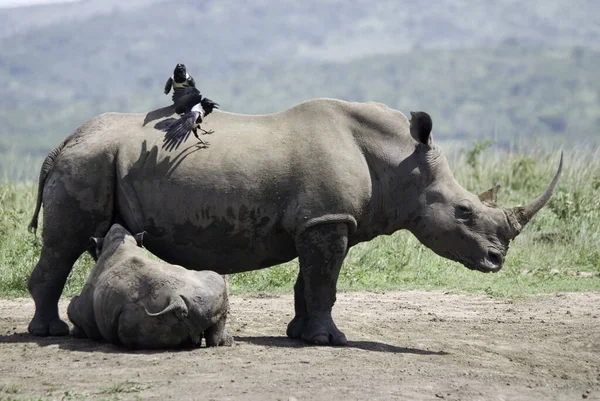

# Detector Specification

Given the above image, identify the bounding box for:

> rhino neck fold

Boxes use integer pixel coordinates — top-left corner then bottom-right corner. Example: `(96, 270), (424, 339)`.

(352, 150), (429, 245)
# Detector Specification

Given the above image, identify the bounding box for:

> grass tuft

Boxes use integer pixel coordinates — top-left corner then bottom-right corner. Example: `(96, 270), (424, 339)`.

(97, 381), (148, 395)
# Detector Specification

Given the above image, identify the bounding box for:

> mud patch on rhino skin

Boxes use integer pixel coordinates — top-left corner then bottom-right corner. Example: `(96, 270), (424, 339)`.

(172, 219), (252, 252)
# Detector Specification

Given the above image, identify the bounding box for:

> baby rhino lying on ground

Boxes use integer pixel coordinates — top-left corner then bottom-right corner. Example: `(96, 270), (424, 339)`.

(67, 223), (233, 349)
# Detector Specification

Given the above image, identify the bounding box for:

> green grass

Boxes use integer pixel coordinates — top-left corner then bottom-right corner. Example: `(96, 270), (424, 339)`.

(1, 146), (598, 299)
(0, 385), (21, 395)
(97, 381), (148, 395)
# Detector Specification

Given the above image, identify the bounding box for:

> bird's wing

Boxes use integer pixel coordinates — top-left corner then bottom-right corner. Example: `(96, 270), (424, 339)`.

(200, 97), (220, 116)
(172, 86), (203, 112)
(161, 111), (200, 151)
(154, 117), (179, 132)
(164, 77), (173, 95)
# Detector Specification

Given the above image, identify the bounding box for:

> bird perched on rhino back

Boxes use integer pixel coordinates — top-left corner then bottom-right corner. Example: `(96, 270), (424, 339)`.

(164, 63), (196, 93)
(155, 85), (220, 151)
(164, 63), (197, 112)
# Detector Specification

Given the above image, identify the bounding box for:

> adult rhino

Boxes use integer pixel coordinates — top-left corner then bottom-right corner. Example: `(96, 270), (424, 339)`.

(27, 98), (562, 345)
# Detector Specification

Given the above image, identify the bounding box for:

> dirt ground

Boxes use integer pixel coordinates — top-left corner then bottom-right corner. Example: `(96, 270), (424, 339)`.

(1, 291), (599, 401)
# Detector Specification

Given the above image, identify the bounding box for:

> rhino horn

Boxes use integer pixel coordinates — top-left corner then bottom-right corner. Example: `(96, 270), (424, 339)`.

(144, 296), (188, 318)
(505, 152), (563, 238)
(478, 184), (501, 206)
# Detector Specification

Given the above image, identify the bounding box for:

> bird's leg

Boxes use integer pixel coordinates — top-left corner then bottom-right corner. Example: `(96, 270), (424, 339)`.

(198, 127), (215, 135)
(192, 127), (206, 145)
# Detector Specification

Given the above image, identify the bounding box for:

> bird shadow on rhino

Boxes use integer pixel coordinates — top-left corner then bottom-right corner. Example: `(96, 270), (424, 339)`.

(131, 140), (209, 180)
(142, 104), (176, 127)
(235, 336), (448, 355)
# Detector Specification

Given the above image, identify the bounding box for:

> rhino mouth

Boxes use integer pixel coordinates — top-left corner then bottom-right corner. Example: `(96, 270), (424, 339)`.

(473, 248), (504, 273)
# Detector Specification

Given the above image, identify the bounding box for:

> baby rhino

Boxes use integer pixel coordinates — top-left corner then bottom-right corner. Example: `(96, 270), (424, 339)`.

(67, 223), (233, 349)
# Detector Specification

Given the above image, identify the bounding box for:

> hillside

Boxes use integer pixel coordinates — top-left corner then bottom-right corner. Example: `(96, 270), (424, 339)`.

(0, 1), (598, 178)
(1, 0), (599, 54)
(1, 42), (598, 152)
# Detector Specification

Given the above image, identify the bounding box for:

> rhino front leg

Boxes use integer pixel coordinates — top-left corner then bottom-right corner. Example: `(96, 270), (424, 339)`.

(288, 223), (349, 346)
(286, 272), (308, 339)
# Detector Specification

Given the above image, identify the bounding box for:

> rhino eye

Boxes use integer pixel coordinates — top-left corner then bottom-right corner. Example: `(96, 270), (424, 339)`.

(455, 202), (474, 220)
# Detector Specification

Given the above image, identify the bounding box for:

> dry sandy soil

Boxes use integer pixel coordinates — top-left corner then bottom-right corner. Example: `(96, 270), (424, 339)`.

(1, 291), (599, 401)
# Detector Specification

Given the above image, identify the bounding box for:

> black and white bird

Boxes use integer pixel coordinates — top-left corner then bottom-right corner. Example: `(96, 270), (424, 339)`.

(164, 63), (197, 113)
(155, 85), (219, 151)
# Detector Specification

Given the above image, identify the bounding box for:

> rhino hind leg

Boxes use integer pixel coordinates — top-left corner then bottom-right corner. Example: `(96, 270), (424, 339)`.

(28, 176), (113, 337)
(28, 245), (84, 337)
(204, 314), (233, 347)
(287, 223), (349, 346)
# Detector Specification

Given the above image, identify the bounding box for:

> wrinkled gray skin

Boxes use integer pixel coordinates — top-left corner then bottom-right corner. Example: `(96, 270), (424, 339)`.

(67, 223), (232, 349)
(28, 98), (562, 345)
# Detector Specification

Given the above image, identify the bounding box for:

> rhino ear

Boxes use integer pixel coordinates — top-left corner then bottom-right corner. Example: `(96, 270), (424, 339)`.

(410, 111), (433, 146)
(478, 184), (501, 206)
(134, 231), (146, 247)
(89, 237), (103, 248)
(88, 237), (104, 261)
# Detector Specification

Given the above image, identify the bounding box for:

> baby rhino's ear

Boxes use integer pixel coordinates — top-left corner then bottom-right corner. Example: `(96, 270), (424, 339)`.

(134, 231), (146, 247)
(88, 237), (104, 261)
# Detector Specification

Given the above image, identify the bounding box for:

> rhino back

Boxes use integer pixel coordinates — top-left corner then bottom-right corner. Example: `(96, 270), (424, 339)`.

(114, 99), (379, 272)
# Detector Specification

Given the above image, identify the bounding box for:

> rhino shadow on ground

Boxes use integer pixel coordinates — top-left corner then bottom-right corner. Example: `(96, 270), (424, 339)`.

(1, 333), (448, 355)
(143, 105), (176, 127)
(235, 336), (449, 355)
(0, 332), (124, 354)
(0, 332), (217, 354)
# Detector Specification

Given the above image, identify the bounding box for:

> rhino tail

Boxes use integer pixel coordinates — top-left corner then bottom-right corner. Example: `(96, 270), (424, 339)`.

(144, 296), (188, 318)
(28, 134), (74, 235)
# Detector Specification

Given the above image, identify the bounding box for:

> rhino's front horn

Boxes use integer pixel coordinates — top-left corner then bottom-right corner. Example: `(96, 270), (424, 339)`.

(506, 152), (563, 238)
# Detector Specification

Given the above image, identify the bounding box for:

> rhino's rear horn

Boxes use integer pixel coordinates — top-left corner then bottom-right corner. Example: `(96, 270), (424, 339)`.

(506, 152), (563, 237)
(478, 184), (501, 206)
(410, 111), (433, 146)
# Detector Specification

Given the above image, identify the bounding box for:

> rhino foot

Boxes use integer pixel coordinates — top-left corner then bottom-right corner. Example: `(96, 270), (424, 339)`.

(288, 312), (347, 346)
(70, 325), (86, 338)
(302, 325), (347, 346)
(28, 317), (70, 337)
(219, 332), (234, 347)
(286, 315), (308, 339)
